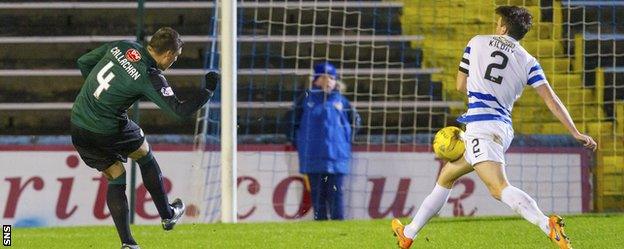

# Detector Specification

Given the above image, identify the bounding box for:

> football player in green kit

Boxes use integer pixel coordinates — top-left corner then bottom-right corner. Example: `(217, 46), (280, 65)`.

(70, 27), (219, 249)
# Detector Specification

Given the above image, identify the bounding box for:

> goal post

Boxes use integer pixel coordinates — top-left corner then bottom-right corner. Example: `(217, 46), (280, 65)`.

(220, 0), (238, 224)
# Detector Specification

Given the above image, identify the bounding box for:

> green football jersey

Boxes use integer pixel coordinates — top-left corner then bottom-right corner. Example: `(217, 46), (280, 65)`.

(71, 40), (210, 134)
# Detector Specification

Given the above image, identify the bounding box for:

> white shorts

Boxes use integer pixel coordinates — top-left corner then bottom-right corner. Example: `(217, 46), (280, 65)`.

(462, 121), (514, 166)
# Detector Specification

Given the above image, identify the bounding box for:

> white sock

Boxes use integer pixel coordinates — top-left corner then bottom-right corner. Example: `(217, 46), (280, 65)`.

(501, 185), (550, 235)
(403, 184), (451, 239)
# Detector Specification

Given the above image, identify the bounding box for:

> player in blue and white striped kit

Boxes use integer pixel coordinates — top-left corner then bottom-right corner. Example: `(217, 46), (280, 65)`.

(393, 6), (596, 249)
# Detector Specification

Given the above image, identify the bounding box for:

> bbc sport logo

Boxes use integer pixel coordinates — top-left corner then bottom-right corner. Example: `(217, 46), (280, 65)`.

(2, 225), (10, 247)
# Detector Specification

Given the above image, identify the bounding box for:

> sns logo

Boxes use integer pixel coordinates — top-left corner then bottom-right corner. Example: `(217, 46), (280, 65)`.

(2, 225), (10, 246)
(125, 49), (142, 62)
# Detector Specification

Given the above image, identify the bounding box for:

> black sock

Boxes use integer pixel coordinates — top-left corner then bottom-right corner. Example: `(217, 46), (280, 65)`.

(107, 184), (137, 245)
(137, 152), (173, 220)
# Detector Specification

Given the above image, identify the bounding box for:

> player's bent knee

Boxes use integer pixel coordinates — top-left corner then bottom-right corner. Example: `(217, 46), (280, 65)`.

(135, 149), (155, 166)
(485, 183), (508, 200)
(437, 174), (456, 189)
(128, 141), (150, 160)
(473, 160), (508, 200)
(103, 161), (125, 180)
(489, 188), (503, 200)
(108, 172), (127, 185)
(436, 172), (455, 189)
(437, 180), (455, 189)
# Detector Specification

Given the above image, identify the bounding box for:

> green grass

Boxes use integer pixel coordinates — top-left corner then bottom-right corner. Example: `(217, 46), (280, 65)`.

(15, 214), (624, 248)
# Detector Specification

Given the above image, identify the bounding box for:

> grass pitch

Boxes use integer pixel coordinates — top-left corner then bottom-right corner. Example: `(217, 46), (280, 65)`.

(15, 214), (624, 248)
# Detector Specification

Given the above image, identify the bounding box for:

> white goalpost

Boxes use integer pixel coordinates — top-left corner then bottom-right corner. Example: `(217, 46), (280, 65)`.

(219, 0), (238, 224)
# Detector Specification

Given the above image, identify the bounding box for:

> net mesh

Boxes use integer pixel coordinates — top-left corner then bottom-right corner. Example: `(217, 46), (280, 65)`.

(191, 0), (624, 222)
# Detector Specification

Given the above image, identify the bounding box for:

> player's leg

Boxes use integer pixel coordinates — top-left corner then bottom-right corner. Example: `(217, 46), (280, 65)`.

(328, 173), (344, 220)
(473, 161), (550, 234)
(475, 161), (571, 248)
(392, 157), (472, 249)
(128, 141), (175, 221)
(308, 173), (328, 220)
(70, 125), (137, 246)
(468, 122), (571, 248)
(103, 162), (138, 246)
(102, 161), (125, 179)
(402, 156), (474, 238)
(128, 141), (185, 231)
(467, 121), (550, 235)
(134, 143), (185, 231)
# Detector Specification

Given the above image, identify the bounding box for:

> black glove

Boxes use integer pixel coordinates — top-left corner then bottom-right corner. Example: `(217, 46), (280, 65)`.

(204, 71), (220, 92)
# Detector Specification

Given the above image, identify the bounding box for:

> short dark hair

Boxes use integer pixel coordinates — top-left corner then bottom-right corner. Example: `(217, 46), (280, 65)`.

(148, 27), (184, 54)
(495, 6), (532, 41)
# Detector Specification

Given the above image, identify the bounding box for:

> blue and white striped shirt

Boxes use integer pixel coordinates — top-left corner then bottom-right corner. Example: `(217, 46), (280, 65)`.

(457, 35), (548, 125)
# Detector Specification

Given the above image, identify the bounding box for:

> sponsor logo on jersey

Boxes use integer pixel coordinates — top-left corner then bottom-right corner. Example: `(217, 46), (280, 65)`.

(161, 87), (174, 97)
(125, 49), (142, 62)
(110, 47), (141, 80)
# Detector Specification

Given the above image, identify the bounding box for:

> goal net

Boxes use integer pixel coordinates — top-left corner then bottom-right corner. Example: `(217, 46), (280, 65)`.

(560, 0), (624, 212)
(189, 0), (622, 222)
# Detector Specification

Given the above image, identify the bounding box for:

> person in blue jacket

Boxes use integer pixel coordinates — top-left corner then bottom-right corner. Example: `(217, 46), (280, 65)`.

(287, 62), (361, 220)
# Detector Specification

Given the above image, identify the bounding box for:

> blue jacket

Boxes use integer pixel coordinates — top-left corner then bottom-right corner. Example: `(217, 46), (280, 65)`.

(288, 88), (361, 174)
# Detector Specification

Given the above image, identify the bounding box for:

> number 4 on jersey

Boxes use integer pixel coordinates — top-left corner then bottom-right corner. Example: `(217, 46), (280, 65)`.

(93, 61), (116, 99)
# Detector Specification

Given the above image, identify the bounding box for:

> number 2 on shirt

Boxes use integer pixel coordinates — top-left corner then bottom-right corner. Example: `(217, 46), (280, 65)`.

(484, 51), (508, 84)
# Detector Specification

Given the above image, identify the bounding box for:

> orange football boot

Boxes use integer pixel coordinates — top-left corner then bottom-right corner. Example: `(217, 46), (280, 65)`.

(548, 215), (572, 249)
(391, 219), (413, 249)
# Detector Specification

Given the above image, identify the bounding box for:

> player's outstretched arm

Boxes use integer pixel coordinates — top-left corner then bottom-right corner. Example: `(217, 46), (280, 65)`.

(143, 69), (218, 120)
(535, 84), (597, 151)
(456, 71), (467, 93)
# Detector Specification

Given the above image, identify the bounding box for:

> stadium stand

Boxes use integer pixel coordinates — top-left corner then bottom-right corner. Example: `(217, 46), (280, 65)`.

(0, 0), (445, 137)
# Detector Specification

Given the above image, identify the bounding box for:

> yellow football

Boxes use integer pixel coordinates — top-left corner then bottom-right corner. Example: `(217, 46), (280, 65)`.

(433, 126), (465, 162)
